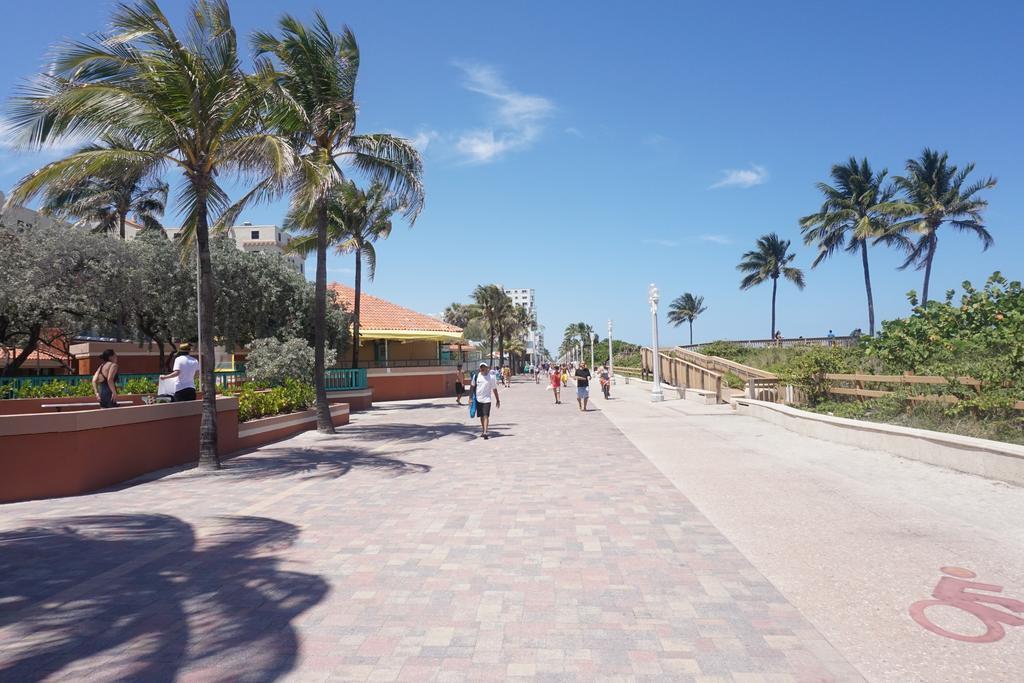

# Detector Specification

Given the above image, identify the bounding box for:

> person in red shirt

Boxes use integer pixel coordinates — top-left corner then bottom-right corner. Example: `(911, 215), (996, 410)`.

(549, 364), (562, 404)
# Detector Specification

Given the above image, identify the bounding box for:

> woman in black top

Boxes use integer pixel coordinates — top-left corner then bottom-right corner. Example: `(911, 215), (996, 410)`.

(91, 349), (120, 408)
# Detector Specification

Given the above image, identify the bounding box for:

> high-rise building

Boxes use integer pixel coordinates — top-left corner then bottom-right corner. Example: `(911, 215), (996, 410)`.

(502, 287), (541, 362)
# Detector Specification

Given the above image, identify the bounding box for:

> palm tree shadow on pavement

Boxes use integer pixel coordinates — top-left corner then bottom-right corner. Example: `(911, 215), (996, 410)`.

(0, 514), (327, 682)
(221, 444), (432, 481)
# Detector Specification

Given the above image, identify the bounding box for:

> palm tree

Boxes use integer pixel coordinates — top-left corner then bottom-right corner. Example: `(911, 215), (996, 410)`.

(800, 157), (901, 335)
(40, 134), (168, 239)
(886, 149), (997, 306)
(287, 180), (399, 368)
(737, 233), (805, 338)
(254, 14), (423, 433)
(472, 284), (505, 363)
(442, 303), (475, 329)
(7, 0), (292, 469)
(667, 293), (707, 345)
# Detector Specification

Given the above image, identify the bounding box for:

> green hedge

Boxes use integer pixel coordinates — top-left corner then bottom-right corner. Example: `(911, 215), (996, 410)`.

(16, 381), (93, 399)
(236, 380), (315, 422)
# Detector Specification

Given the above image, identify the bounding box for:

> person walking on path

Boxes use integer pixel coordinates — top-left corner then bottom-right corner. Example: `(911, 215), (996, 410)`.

(91, 349), (120, 408)
(575, 361), (592, 411)
(470, 361), (500, 439)
(598, 362), (611, 399)
(501, 364), (511, 388)
(549, 364), (562, 404)
(454, 364), (466, 405)
(160, 343), (200, 402)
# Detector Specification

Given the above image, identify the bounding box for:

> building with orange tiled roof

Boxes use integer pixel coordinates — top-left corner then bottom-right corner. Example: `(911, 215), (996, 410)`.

(328, 283), (464, 369)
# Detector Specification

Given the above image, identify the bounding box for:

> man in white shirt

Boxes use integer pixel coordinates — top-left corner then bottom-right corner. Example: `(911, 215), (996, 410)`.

(160, 343), (200, 402)
(471, 361), (501, 440)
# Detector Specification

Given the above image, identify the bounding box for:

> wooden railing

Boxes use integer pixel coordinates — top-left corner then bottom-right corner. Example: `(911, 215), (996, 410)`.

(824, 373), (1024, 410)
(641, 347), (723, 403)
(683, 335), (859, 350)
(671, 346), (775, 382)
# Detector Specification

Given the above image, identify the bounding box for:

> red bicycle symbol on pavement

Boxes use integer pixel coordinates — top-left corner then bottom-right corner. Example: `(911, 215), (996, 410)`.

(910, 567), (1024, 643)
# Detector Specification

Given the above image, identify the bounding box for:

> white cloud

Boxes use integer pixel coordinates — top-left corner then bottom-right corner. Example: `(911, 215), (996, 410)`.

(408, 129), (439, 152)
(642, 238), (679, 248)
(709, 164), (768, 189)
(564, 126), (584, 138)
(700, 234), (733, 245)
(453, 62), (554, 164)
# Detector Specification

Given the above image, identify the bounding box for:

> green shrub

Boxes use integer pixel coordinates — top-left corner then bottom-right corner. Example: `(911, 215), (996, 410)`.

(775, 346), (857, 405)
(16, 380), (93, 399)
(246, 336), (335, 387)
(122, 377), (158, 395)
(237, 379), (315, 422)
(699, 341), (748, 362)
(722, 371), (745, 389)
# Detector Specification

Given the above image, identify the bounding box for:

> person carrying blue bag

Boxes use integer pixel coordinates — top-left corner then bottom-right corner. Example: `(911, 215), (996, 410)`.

(469, 361), (500, 439)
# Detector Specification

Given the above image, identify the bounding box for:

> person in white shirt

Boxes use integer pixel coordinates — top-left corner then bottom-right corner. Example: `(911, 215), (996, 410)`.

(471, 361), (501, 439)
(160, 343), (200, 402)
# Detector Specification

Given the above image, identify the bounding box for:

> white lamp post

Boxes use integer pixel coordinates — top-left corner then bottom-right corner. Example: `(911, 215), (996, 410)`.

(590, 332), (596, 370)
(649, 283), (664, 402)
(607, 319), (614, 385)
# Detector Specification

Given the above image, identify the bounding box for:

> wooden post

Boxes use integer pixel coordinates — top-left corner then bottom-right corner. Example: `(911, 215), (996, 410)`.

(747, 378), (756, 399)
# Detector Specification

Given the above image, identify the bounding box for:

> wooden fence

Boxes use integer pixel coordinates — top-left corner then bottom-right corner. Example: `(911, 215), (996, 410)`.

(824, 373), (1024, 410)
(683, 335), (859, 351)
(641, 347), (723, 403)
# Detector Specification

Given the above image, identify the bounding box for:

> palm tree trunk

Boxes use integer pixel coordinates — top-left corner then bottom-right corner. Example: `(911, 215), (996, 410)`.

(313, 201), (335, 434)
(351, 248), (362, 368)
(689, 320), (694, 346)
(861, 241), (875, 336)
(921, 234), (937, 306)
(498, 324), (505, 369)
(119, 212), (127, 241)
(194, 190), (220, 469)
(770, 277), (778, 340)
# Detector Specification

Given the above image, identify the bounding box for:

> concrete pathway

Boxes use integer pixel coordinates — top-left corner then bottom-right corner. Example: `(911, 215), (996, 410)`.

(0, 378), (865, 682)
(600, 378), (1024, 682)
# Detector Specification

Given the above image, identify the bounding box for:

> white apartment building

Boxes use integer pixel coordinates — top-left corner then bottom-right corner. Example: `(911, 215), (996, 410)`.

(0, 192), (71, 232)
(502, 287), (542, 361)
(161, 222), (306, 275)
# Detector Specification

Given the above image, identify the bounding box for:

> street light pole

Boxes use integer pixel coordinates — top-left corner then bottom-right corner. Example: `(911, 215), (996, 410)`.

(649, 283), (663, 402)
(607, 319), (614, 385)
(590, 332), (595, 370)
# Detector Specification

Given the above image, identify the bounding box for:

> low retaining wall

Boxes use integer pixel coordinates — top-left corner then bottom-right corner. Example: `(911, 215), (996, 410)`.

(0, 398), (351, 504)
(0, 395), (147, 415)
(327, 388), (373, 412)
(236, 403), (349, 451)
(734, 398), (1024, 486)
(367, 367), (457, 402)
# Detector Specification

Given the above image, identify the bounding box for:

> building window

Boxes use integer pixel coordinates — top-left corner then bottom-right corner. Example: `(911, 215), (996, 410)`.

(250, 230), (260, 240)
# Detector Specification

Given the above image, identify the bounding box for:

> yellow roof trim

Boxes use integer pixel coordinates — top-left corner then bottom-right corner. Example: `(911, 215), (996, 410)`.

(358, 329), (465, 342)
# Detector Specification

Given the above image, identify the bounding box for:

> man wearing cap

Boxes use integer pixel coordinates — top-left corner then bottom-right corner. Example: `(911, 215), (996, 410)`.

(160, 343), (200, 402)
(470, 361), (501, 439)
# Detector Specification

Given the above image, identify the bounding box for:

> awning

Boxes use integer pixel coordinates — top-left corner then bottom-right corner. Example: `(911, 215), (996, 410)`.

(357, 329), (464, 342)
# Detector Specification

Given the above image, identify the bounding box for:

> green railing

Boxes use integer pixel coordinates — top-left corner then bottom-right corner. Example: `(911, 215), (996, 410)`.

(324, 368), (368, 391)
(0, 371), (247, 399)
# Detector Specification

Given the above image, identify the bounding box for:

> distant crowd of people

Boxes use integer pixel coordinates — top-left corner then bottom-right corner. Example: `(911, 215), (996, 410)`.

(454, 358), (613, 439)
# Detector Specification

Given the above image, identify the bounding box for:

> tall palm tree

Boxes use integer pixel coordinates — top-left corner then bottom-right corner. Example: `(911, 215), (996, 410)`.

(737, 233), (805, 338)
(472, 284), (505, 363)
(7, 0), (291, 469)
(800, 157), (901, 335)
(886, 148), (997, 306)
(40, 134), (168, 239)
(287, 180), (399, 368)
(254, 14), (424, 433)
(442, 302), (475, 329)
(667, 293), (707, 345)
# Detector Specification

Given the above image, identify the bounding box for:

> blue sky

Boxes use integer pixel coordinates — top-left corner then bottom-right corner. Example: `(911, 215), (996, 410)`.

(2, 1), (1023, 348)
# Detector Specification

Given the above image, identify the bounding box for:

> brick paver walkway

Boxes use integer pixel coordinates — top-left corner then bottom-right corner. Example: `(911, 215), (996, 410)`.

(0, 379), (861, 682)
